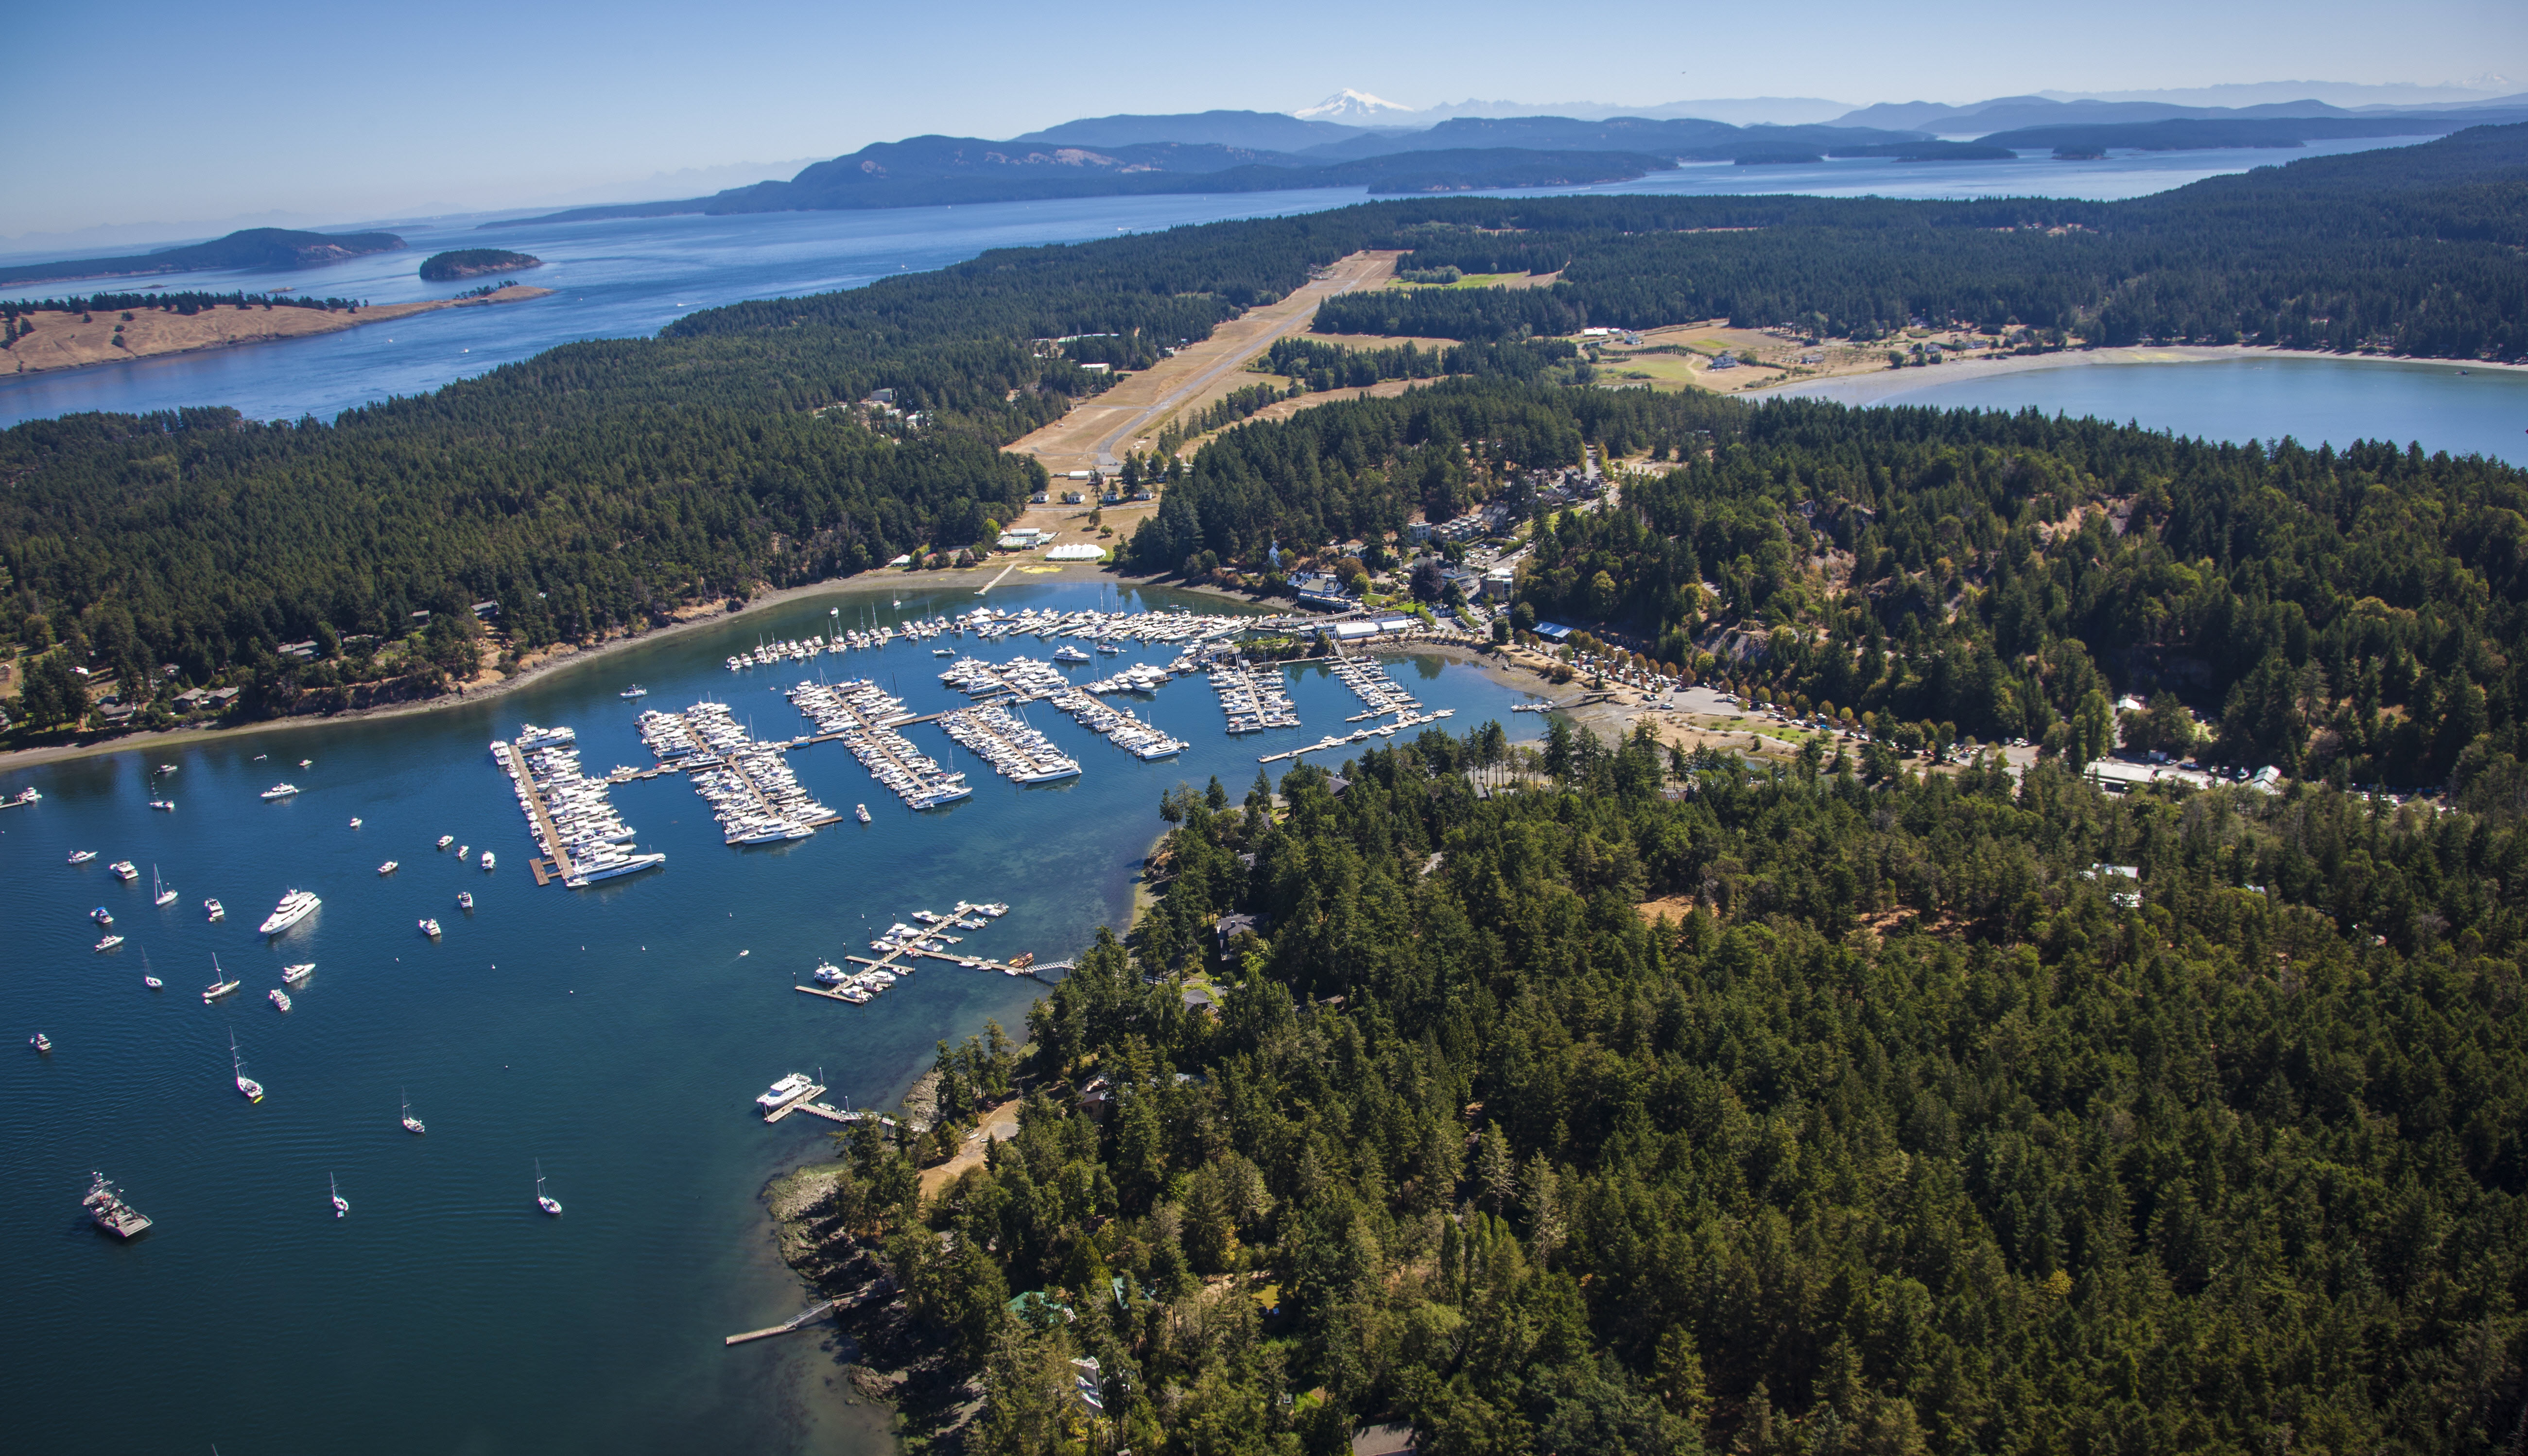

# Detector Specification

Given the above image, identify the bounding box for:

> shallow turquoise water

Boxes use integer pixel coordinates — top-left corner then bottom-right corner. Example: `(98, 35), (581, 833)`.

(0, 579), (1544, 1454)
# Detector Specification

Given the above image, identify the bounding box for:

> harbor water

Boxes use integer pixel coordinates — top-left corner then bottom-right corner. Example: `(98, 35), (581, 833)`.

(0, 580), (1546, 1455)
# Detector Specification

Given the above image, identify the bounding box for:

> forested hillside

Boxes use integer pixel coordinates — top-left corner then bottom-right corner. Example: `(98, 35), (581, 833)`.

(1314, 124), (2528, 357)
(5, 125), (2526, 736)
(808, 728), (2528, 1454)
(1131, 379), (2528, 790)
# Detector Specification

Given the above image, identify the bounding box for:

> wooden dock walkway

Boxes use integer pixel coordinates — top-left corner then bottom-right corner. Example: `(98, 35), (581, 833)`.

(491, 742), (577, 881)
(724, 1300), (837, 1346)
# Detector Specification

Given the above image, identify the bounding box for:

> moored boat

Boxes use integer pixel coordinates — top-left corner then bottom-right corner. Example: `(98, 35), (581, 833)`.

(93, 935), (124, 952)
(258, 889), (321, 936)
(67, 849), (96, 864)
(419, 918), (442, 938)
(204, 897), (225, 921)
(260, 782), (299, 800)
(268, 988), (292, 1012)
(84, 1173), (152, 1238)
(282, 963), (314, 984)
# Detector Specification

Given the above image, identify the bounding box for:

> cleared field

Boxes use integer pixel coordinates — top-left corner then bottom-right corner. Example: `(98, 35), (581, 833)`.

(2, 285), (551, 376)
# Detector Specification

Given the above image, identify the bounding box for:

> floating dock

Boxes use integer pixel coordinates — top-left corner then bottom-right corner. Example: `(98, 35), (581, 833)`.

(724, 1300), (837, 1346)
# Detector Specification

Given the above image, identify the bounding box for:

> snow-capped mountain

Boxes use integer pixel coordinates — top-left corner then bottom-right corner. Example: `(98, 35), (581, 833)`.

(1293, 89), (1417, 124)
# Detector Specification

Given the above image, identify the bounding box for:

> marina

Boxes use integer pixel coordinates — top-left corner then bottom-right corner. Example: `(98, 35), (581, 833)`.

(1207, 660), (1303, 735)
(935, 701), (1082, 784)
(493, 727), (665, 886)
(0, 578), (1544, 1456)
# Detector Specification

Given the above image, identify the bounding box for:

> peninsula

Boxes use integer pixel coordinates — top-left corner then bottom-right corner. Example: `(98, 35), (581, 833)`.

(0, 227), (405, 287)
(0, 283), (551, 377)
(419, 248), (541, 281)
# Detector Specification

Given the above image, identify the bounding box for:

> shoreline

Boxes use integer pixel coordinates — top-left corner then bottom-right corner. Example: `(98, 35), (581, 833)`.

(0, 559), (1245, 775)
(1763, 343), (2528, 409)
(1, 284), (553, 379)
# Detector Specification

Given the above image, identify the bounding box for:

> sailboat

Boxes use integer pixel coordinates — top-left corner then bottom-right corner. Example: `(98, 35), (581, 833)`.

(401, 1089), (426, 1135)
(141, 949), (161, 990)
(329, 1172), (347, 1218)
(230, 1031), (264, 1102)
(535, 1161), (563, 1216)
(153, 864), (177, 907)
(204, 953), (240, 1003)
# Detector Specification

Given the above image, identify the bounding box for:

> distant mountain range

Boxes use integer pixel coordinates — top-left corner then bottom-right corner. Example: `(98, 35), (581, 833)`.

(0, 227), (405, 288)
(483, 86), (2528, 230)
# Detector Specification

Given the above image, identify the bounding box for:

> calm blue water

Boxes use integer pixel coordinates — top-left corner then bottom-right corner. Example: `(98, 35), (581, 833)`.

(1783, 355), (2528, 468)
(0, 580), (1543, 1455)
(0, 136), (2426, 431)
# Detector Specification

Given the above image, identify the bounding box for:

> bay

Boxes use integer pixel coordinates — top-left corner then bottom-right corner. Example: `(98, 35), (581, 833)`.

(1778, 353), (2528, 467)
(0, 136), (2427, 432)
(0, 580), (1543, 1454)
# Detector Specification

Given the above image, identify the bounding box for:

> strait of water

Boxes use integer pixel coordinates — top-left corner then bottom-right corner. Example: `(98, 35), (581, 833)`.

(1781, 354), (2528, 467)
(0, 136), (2428, 431)
(0, 580), (1546, 1454)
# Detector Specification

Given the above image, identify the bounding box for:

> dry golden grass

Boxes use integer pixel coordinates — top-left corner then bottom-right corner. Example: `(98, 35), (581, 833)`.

(2, 284), (552, 377)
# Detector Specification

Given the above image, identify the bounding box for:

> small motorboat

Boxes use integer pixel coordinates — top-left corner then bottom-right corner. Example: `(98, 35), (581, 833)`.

(299, 759), (313, 768)
(94, 935), (124, 952)
(158, 763), (178, 774)
(91, 906), (114, 925)
(456, 892), (474, 910)
(204, 898), (225, 921)
(142, 975), (162, 989)
(854, 803), (871, 824)
(268, 988), (292, 1012)
(348, 817), (363, 829)
(378, 861), (398, 876)
(620, 685), (648, 698)
(31, 1032), (52, 1053)
(479, 851), (496, 871)
(457, 845), (469, 859)
(67, 849), (97, 865)
(282, 963), (314, 984)
(109, 860), (138, 881)
(149, 799), (175, 812)
(419, 919), (442, 938)
(437, 835), (455, 850)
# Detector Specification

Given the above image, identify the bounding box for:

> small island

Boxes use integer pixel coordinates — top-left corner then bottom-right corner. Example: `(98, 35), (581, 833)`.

(419, 249), (542, 281)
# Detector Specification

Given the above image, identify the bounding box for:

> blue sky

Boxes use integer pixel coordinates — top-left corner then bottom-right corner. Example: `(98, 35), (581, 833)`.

(3, 0), (2522, 240)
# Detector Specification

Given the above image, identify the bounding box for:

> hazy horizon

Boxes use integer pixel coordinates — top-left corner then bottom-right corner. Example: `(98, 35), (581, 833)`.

(4, 0), (2521, 239)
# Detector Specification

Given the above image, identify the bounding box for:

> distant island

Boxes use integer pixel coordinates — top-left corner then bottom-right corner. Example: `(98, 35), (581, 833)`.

(419, 248), (542, 281)
(0, 227), (405, 287)
(1, 282), (550, 377)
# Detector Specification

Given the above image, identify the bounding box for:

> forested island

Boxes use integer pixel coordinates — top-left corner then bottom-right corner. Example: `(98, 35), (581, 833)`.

(0, 226), (405, 287)
(418, 248), (541, 280)
(3, 99), (2528, 1456)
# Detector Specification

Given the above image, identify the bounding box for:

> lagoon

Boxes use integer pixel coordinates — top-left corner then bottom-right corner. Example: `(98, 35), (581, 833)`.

(0, 580), (1543, 1455)
(1778, 351), (2528, 468)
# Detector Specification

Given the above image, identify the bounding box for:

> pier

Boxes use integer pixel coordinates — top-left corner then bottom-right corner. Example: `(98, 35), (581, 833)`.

(492, 740), (579, 881)
(724, 1300), (837, 1346)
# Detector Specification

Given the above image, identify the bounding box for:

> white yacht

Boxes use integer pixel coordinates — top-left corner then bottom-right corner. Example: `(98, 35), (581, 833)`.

(437, 835), (455, 849)
(109, 860), (139, 881)
(854, 803), (871, 824)
(419, 919), (442, 938)
(281, 963), (314, 984)
(204, 898), (225, 922)
(148, 798), (175, 812)
(258, 890), (321, 936)
(457, 891), (475, 910)
(268, 988), (292, 1012)
(93, 934), (123, 952)
(377, 860), (398, 876)
(479, 850), (496, 871)
(260, 783), (299, 800)
(620, 685), (648, 699)
(67, 849), (96, 864)
(348, 817), (362, 828)
(561, 851), (665, 887)
(757, 1073), (816, 1113)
